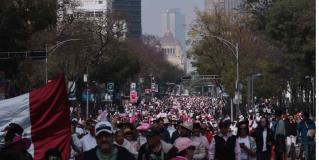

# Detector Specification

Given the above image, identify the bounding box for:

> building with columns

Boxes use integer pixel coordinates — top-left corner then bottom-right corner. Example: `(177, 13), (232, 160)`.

(160, 31), (185, 71)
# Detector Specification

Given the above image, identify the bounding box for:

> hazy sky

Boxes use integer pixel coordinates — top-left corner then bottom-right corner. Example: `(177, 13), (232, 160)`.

(142, 0), (204, 37)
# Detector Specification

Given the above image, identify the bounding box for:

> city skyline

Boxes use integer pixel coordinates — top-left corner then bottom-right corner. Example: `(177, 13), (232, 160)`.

(142, 0), (204, 37)
(161, 8), (186, 50)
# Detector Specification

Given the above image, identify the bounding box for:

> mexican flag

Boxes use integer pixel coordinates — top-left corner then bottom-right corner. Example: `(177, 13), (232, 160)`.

(0, 75), (71, 160)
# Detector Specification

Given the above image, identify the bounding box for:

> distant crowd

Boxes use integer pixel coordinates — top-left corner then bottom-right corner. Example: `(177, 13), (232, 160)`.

(0, 96), (315, 160)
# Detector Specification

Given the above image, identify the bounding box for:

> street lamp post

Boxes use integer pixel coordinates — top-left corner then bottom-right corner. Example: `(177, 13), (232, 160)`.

(204, 35), (240, 117)
(45, 39), (81, 83)
(251, 73), (262, 106)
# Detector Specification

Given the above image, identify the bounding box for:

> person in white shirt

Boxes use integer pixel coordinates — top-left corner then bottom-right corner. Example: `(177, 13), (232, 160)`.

(80, 120), (97, 152)
(114, 130), (138, 158)
(136, 123), (151, 150)
(70, 119), (82, 160)
(123, 128), (139, 152)
(236, 120), (256, 160)
(191, 123), (209, 160)
(230, 121), (238, 136)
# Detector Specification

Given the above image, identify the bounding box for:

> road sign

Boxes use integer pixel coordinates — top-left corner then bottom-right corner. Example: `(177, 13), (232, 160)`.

(139, 78), (144, 83)
(68, 81), (76, 101)
(130, 91), (138, 104)
(233, 91), (242, 104)
(145, 89), (151, 94)
(151, 83), (156, 91)
(104, 93), (112, 102)
(107, 82), (114, 92)
(83, 74), (88, 82)
(131, 82), (136, 91)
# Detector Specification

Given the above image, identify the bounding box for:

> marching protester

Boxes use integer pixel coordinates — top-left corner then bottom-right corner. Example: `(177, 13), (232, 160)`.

(136, 123), (150, 150)
(123, 127), (139, 153)
(114, 129), (138, 158)
(171, 122), (193, 143)
(297, 112), (315, 160)
(80, 119), (97, 152)
(191, 123), (209, 160)
(70, 119), (82, 160)
(137, 128), (174, 160)
(0, 95), (315, 160)
(0, 123), (33, 160)
(274, 110), (286, 160)
(208, 118), (241, 160)
(285, 114), (297, 158)
(2, 135), (33, 160)
(169, 137), (198, 160)
(82, 121), (135, 160)
(45, 148), (62, 160)
(236, 120), (256, 160)
(162, 118), (172, 144)
(251, 116), (274, 160)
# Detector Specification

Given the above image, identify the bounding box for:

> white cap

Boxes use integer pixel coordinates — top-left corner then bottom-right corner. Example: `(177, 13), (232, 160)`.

(95, 121), (114, 136)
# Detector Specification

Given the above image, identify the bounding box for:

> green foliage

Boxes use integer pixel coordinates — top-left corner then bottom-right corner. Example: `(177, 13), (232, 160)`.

(188, 11), (282, 98)
(242, 0), (315, 106)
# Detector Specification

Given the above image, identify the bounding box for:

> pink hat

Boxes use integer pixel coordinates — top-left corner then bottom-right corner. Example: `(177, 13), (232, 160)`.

(8, 135), (31, 150)
(174, 137), (199, 153)
(137, 123), (150, 131)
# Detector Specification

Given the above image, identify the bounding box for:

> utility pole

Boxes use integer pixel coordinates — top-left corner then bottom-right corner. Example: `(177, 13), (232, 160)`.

(45, 45), (48, 84)
(84, 67), (89, 119)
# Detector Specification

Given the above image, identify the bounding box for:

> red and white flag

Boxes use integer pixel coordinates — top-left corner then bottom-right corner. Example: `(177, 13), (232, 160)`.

(0, 75), (71, 160)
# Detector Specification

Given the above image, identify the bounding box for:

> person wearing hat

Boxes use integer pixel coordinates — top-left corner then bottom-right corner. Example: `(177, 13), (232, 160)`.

(191, 123), (209, 160)
(3, 123), (24, 144)
(167, 118), (177, 140)
(2, 134), (33, 160)
(82, 121), (135, 160)
(208, 118), (241, 160)
(80, 119), (97, 152)
(137, 128), (173, 160)
(169, 137), (199, 160)
(136, 123), (151, 150)
(123, 127), (139, 155)
(161, 118), (172, 144)
(0, 123), (24, 152)
(171, 122), (193, 144)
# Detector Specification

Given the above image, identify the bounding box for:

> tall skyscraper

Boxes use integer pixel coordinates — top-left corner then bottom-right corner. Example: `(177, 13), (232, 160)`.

(73, 0), (111, 17)
(205, 0), (243, 15)
(112, 0), (142, 38)
(161, 9), (186, 51)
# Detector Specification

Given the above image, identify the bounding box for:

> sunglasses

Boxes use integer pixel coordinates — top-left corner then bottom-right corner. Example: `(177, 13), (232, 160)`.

(239, 127), (247, 130)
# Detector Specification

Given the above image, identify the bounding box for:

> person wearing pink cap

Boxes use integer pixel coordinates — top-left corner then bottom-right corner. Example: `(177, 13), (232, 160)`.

(169, 137), (199, 160)
(136, 123), (150, 149)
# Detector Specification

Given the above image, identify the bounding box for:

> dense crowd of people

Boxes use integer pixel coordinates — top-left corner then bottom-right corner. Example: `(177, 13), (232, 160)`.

(0, 96), (316, 160)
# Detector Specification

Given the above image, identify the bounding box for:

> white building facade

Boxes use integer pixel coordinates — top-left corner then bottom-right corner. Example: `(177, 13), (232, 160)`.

(205, 0), (243, 15)
(161, 9), (186, 51)
(160, 31), (185, 71)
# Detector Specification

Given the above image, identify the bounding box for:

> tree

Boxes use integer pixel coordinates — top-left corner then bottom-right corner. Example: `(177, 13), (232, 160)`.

(0, 0), (57, 79)
(188, 10), (283, 100)
(242, 0), (315, 110)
